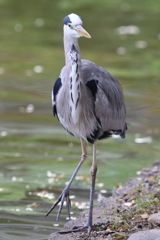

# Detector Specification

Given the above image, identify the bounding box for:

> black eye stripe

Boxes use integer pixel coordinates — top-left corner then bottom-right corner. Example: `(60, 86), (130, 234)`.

(63, 14), (83, 26)
(63, 16), (72, 25)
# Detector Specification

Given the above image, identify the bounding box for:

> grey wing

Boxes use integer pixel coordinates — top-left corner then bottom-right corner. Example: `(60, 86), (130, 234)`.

(81, 59), (127, 138)
(52, 77), (62, 116)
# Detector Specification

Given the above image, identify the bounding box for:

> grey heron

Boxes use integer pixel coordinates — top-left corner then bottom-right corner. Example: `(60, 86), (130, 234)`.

(46, 13), (127, 234)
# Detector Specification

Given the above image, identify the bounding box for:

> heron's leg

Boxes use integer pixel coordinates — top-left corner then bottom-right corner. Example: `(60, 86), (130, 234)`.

(86, 141), (97, 233)
(58, 141), (97, 235)
(46, 138), (87, 221)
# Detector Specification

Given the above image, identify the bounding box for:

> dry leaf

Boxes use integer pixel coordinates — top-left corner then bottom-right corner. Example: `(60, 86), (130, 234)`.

(131, 200), (136, 205)
(141, 213), (149, 219)
(149, 176), (156, 182)
(59, 173), (65, 179)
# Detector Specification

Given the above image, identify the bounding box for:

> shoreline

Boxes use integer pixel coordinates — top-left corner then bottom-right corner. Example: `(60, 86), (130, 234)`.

(49, 159), (160, 239)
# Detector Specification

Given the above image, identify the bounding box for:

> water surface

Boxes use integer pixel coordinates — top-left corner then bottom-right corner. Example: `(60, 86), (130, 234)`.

(0, 0), (160, 239)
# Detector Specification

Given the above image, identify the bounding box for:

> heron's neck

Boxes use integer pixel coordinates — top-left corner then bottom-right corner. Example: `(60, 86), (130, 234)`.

(64, 35), (83, 125)
(64, 35), (81, 70)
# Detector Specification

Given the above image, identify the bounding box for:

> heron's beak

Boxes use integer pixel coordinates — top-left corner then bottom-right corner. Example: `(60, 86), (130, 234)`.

(75, 25), (91, 38)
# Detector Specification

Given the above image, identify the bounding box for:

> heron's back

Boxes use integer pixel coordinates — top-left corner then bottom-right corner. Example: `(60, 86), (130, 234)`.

(81, 59), (127, 137)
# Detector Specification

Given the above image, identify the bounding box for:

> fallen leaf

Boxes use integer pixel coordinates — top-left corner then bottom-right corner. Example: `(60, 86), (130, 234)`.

(131, 200), (136, 205)
(27, 202), (40, 208)
(149, 176), (157, 182)
(59, 173), (65, 179)
(141, 213), (149, 219)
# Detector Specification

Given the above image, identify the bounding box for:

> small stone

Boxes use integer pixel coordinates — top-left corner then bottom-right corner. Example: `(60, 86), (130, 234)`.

(92, 231), (97, 237)
(127, 229), (160, 240)
(123, 202), (132, 207)
(148, 212), (160, 224)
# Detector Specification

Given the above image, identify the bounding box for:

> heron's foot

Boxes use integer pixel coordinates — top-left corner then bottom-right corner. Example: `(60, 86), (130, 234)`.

(45, 187), (71, 221)
(57, 224), (92, 235)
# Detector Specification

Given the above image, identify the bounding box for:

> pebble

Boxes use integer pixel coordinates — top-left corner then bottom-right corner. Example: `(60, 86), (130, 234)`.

(127, 229), (160, 240)
(148, 212), (160, 224)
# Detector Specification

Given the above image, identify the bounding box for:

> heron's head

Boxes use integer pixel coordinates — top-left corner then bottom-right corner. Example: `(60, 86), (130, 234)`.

(63, 13), (91, 39)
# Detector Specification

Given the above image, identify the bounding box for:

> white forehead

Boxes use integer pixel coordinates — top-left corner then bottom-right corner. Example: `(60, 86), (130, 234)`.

(68, 13), (83, 25)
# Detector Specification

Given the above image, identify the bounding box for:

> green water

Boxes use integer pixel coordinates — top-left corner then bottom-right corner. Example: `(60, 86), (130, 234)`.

(0, 0), (160, 239)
